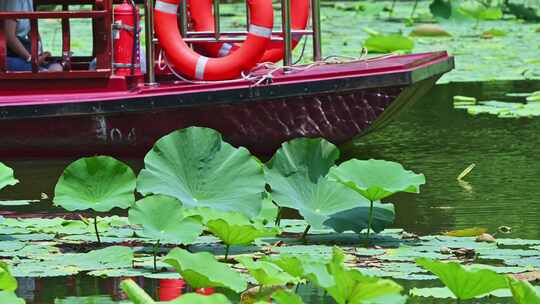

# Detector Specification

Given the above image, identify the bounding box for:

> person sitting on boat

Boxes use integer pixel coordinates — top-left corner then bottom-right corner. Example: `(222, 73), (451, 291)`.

(0, 0), (63, 72)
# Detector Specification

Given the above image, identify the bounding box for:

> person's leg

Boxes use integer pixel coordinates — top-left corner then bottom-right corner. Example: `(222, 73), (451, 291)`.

(6, 57), (32, 71)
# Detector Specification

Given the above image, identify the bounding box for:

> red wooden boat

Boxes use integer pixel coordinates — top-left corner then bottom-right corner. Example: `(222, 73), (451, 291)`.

(0, 0), (454, 157)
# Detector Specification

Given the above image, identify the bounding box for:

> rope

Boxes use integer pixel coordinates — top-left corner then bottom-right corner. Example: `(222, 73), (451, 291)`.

(160, 47), (398, 87)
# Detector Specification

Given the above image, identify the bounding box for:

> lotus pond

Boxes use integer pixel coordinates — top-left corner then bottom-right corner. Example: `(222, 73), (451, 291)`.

(0, 81), (539, 304)
(2, 0), (539, 303)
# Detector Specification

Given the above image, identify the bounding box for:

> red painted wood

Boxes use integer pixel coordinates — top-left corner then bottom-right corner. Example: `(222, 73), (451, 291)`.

(0, 11), (108, 19)
(0, 20), (5, 72)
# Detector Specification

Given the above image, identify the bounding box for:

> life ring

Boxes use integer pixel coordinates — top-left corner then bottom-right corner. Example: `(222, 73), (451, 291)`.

(154, 0), (274, 80)
(189, 0), (310, 63)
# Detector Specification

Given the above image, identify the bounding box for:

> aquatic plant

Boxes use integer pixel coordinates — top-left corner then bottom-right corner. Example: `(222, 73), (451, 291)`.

(328, 159), (424, 246)
(416, 258), (508, 301)
(53, 156), (137, 244)
(263, 254), (335, 288)
(0, 262), (25, 303)
(128, 195), (204, 270)
(137, 127), (266, 217)
(363, 34), (414, 53)
(121, 279), (232, 303)
(265, 138), (368, 236)
(507, 276), (540, 303)
(237, 256), (300, 288)
(0, 162), (18, 191)
(272, 290), (305, 304)
(163, 248), (247, 293)
(325, 247), (407, 304)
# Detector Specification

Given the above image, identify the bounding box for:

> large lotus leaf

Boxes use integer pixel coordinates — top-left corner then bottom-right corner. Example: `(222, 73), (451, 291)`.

(53, 156), (136, 212)
(266, 172), (368, 228)
(0, 291), (25, 304)
(0, 162), (18, 191)
(55, 246), (134, 271)
(326, 248), (405, 304)
(163, 248), (247, 292)
(236, 256), (300, 287)
(0, 262), (17, 291)
(206, 218), (279, 246)
(254, 192), (279, 225)
(128, 195), (203, 244)
(266, 138), (340, 183)
(416, 258), (508, 300)
(137, 127), (265, 217)
(508, 277), (540, 303)
(263, 255), (335, 288)
(323, 202), (395, 234)
(328, 159), (425, 201)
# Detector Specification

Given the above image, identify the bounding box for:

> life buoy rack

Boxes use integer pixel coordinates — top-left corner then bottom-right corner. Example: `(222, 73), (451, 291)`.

(189, 0), (310, 63)
(154, 0), (274, 80)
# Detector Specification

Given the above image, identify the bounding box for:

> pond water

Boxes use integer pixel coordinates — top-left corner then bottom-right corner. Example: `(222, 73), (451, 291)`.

(2, 80), (540, 302)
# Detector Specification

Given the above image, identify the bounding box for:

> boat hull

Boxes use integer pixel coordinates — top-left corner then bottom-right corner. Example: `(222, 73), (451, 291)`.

(0, 52), (453, 157)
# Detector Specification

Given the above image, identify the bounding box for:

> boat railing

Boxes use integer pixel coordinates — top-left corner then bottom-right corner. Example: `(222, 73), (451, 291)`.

(0, 0), (321, 84)
(144, 0), (322, 85)
(0, 0), (114, 78)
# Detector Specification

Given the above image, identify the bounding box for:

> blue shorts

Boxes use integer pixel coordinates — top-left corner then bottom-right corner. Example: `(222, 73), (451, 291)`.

(6, 56), (50, 72)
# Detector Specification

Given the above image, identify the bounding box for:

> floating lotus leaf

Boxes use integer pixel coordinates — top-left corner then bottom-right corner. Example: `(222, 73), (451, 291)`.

(416, 258), (508, 300)
(0, 162), (18, 191)
(263, 254), (335, 288)
(444, 227), (488, 237)
(128, 195), (203, 244)
(323, 202), (395, 234)
(55, 296), (124, 304)
(409, 286), (522, 298)
(508, 276), (540, 303)
(55, 246), (133, 271)
(328, 159), (425, 201)
(0, 291), (25, 304)
(272, 290), (305, 304)
(163, 248), (247, 292)
(0, 262), (17, 291)
(53, 156), (136, 212)
(236, 256), (300, 287)
(364, 34), (414, 53)
(325, 248), (406, 304)
(0, 200), (38, 206)
(137, 127), (265, 217)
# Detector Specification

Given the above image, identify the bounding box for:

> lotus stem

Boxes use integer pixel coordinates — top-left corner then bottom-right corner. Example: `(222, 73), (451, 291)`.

(225, 244), (230, 261)
(93, 216), (101, 245)
(410, 0), (419, 18)
(301, 225), (311, 243)
(364, 200), (374, 248)
(389, 0), (397, 17)
(153, 241), (160, 272)
(275, 207), (282, 227)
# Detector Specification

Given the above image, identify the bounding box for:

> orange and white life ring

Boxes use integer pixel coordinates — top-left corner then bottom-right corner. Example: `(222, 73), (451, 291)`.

(189, 0), (310, 63)
(154, 0), (274, 80)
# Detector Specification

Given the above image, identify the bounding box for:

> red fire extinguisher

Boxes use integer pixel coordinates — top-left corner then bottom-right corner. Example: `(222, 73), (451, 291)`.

(113, 0), (141, 76)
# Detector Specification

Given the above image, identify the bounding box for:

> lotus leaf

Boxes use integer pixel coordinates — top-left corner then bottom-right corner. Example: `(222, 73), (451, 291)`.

(266, 138), (340, 183)
(328, 159), (425, 201)
(0, 291), (25, 304)
(168, 293), (233, 304)
(458, 1), (503, 20)
(128, 195), (203, 244)
(444, 227), (488, 237)
(0, 262), (17, 291)
(323, 202), (395, 234)
(507, 276), (540, 303)
(184, 208), (250, 226)
(363, 34), (414, 53)
(53, 156), (136, 212)
(206, 218), (279, 246)
(263, 255), (335, 288)
(266, 174), (368, 229)
(272, 290), (305, 304)
(163, 248), (247, 292)
(325, 248), (406, 304)
(0, 162), (18, 191)
(236, 256), (300, 287)
(416, 258), (508, 300)
(254, 192), (279, 225)
(137, 127), (265, 217)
